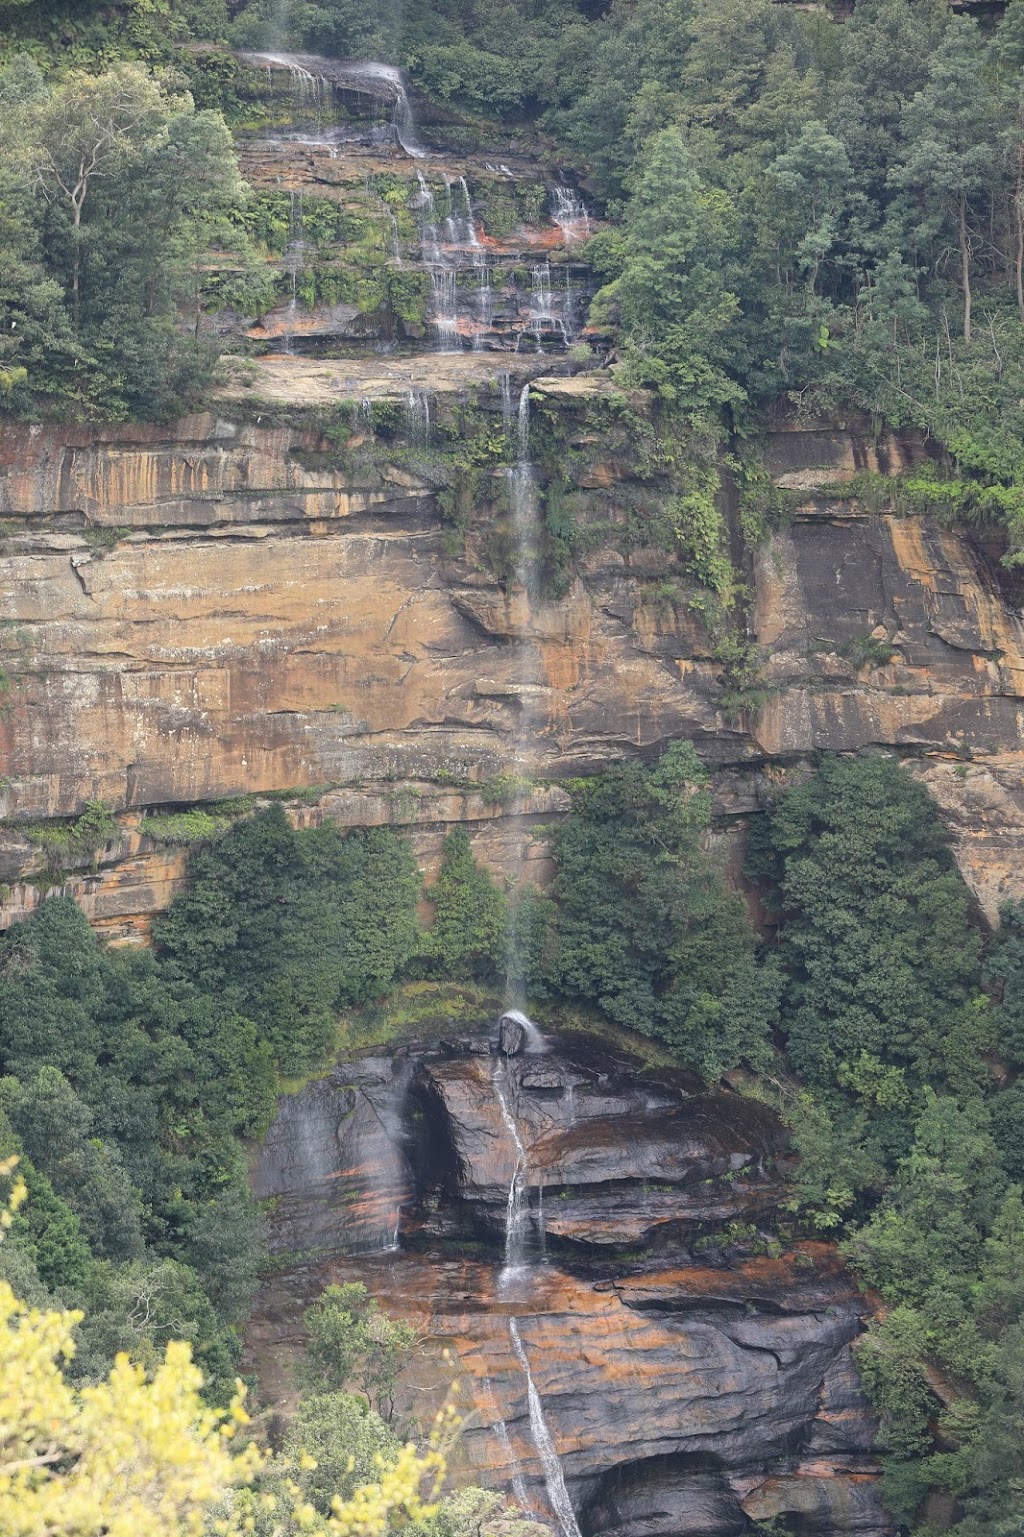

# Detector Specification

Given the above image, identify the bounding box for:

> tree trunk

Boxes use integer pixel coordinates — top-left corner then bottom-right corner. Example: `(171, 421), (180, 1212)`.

(959, 189), (972, 345)
(71, 204), (82, 329)
(1016, 193), (1024, 324)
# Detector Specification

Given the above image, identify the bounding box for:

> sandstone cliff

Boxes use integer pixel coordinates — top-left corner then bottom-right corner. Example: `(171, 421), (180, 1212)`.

(2, 386), (1023, 936)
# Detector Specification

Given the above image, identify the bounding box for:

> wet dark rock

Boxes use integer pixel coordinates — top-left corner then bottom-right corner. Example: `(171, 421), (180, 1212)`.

(247, 1029), (891, 1537)
(252, 1055), (412, 1256)
(499, 1014), (526, 1057)
(582, 1454), (748, 1537)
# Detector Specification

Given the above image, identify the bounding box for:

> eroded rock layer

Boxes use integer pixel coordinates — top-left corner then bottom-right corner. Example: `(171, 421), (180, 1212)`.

(246, 1029), (891, 1537)
(3, 398), (1024, 935)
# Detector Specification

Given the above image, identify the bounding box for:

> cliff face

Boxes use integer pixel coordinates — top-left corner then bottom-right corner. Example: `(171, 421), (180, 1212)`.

(246, 1028), (891, 1537)
(2, 392), (1024, 934)
(3, 49), (1023, 937)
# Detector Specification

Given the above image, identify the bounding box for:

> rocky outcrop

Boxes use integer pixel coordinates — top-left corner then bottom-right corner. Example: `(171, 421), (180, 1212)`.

(246, 1028), (891, 1537)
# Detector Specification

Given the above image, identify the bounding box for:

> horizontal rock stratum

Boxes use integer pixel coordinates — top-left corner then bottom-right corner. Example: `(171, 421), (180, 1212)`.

(2, 388), (1024, 934)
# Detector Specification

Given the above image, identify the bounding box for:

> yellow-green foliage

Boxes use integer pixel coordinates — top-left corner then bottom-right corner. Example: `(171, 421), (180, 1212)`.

(0, 1157), (452, 1537)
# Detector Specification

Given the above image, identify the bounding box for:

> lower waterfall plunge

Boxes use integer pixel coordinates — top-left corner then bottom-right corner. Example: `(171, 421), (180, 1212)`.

(491, 1405), (532, 1510)
(493, 1060), (528, 1285)
(509, 1318), (584, 1537)
(491, 1016), (583, 1537)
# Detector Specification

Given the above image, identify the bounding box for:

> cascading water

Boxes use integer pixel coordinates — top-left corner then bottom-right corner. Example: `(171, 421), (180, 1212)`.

(502, 384), (541, 1004)
(493, 1061), (529, 1284)
(415, 172), (459, 353)
(500, 371), (514, 434)
(508, 1319), (584, 1537)
(406, 390), (432, 446)
(415, 171), (489, 351)
(341, 61), (426, 158)
(283, 189), (305, 352)
(238, 53), (425, 158)
(523, 262), (568, 352)
(509, 382), (536, 587)
(490, 1402), (532, 1510)
(550, 186), (591, 244)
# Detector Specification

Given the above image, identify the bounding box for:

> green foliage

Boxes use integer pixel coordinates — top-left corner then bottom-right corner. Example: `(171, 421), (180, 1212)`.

(141, 809), (235, 846)
(747, 754), (989, 1111)
(748, 754), (1024, 1531)
(154, 806), (422, 1074)
(540, 742), (779, 1077)
(23, 800), (118, 871)
(419, 829), (507, 984)
(0, 895), (273, 1400)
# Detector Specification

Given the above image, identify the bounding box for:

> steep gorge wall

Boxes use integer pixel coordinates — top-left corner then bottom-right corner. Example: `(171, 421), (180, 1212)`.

(2, 384), (1024, 936)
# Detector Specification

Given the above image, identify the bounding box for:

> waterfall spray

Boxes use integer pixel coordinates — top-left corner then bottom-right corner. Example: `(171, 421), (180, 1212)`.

(503, 384), (540, 1007)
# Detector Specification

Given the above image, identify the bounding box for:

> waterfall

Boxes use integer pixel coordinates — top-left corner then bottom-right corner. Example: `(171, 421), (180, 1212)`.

(510, 383), (537, 586)
(414, 172), (488, 351)
(474, 261), (493, 349)
(432, 268), (459, 352)
(283, 190), (305, 353)
(492, 1409), (532, 1509)
(416, 172), (441, 262)
(500, 371), (514, 435)
(416, 172), (460, 353)
(500, 1008), (547, 1054)
(508, 1319), (583, 1537)
(550, 186), (590, 244)
(526, 263), (568, 351)
(406, 390), (432, 446)
(493, 1062), (528, 1282)
(239, 53), (425, 157)
(503, 384), (540, 1003)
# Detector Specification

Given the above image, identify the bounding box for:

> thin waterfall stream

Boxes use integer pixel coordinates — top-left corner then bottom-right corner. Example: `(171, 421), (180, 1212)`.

(508, 1319), (584, 1537)
(490, 1010), (583, 1537)
(493, 1060), (528, 1283)
(503, 383), (540, 1004)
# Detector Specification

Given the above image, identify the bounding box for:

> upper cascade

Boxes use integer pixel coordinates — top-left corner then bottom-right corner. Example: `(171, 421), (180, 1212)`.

(231, 46), (594, 357)
(236, 50), (425, 156)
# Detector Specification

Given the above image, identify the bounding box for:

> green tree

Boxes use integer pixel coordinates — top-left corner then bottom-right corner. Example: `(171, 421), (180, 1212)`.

(299, 1283), (416, 1422)
(21, 62), (172, 327)
(747, 754), (989, 1114)
(592, 126), (742, 418)
(421, 829), (507, 982)
(545, 742), (777, 1076)
(0, 1068), (145, 1263)
(891, 16), (999, 343)
(678, 0), (818, 178)
(155, 809), (422, 1073)
(762, 120), (853, 296)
